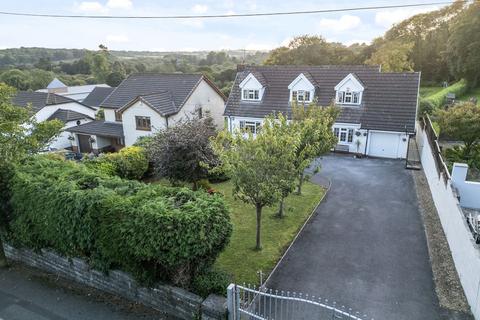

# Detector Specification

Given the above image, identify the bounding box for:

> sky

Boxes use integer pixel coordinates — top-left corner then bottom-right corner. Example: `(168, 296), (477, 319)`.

(0, 0), (448, 51)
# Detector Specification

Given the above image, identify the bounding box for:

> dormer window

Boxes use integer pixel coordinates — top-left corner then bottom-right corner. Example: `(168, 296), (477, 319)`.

(288, 73), (315, 103)
(240, 73), (265, 102)
(292, 90), (311, 102)
(335, 73), (364, 106)
(243, 89), (260, 101)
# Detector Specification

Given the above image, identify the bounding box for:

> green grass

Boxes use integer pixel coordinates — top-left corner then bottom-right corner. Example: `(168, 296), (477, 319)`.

(213, 180), (325, 285)
(459, 87), (480, 102)
(420, 86), (443, 98)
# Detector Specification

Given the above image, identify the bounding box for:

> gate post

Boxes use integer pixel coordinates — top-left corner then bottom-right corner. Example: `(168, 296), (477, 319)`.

(227, 284), (235, 320)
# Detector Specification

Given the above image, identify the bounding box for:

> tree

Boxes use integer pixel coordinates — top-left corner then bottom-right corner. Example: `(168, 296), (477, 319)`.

(0, 69), (30, 90)
(212, 114), (299, 250)
(437, 101), (480, 158)
(148, 116), (219, 189)
(0, 83), (62, 267)
(365, 40), (414, 72)
(291, 102), (339, 194)
(447, 2), (480, 86)
(29, 69), (54, 90)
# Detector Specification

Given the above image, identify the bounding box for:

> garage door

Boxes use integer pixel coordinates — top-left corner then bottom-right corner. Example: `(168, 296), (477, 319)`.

(368, 132), (400, 158)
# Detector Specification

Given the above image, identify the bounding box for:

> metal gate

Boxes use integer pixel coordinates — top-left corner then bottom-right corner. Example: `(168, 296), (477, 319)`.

(227, 284), (371, 320)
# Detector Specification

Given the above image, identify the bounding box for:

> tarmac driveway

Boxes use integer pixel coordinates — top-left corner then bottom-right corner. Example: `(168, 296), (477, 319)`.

(266, 154), (440, 320)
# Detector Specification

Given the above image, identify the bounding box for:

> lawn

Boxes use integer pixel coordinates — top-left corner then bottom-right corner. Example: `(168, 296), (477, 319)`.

(213, 180), (325, 285)
(420, 86), (443, 98)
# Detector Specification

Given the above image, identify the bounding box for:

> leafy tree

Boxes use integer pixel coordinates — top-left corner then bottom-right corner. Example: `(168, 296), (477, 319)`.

(447, 2), (480, 86)
(148, 116), (219, 189)
(0, 69), (30, 90)
(212, 115), (299, 250)
(29, 69), (54, 90)
(106, 72), (125, 87)
(437, 101), (480, 157)
(0, 83), (62, 267)
(291, 102), (339, 194)
(365, 40), (414, 72)
(34, 57), (53, 71)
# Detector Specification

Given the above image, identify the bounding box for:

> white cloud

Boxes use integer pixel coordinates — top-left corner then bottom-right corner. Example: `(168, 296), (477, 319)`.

(77, 1), (106, 13)
(375, 8), (435, 28)
(180, 19), (204, 28)
(318, 15), (361, 32)
(192, 4), (208, 14)
(106, 0), (133, 9)
(106, 34), (129, 42)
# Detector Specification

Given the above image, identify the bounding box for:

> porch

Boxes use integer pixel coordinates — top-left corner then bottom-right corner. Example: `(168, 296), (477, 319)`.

(66, 120), (125, 154)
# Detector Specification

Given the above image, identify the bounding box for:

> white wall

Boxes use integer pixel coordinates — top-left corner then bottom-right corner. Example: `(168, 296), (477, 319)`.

(170, 79), (226, 129)
(34, 102), (95, 123)
(93, 135), (111, 150)
(49, 119), (91, 150)
(104, 108), (117, 122)
(417, 122), (480, 319)
(452, 163), (480, 209)
(121, 100), (167, 146)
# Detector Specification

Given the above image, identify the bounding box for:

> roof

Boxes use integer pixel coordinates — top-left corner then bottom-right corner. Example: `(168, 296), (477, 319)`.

(125, 91), (177, 116)
(101, 73), (225, 113)
(82, 87), (116, 108)
(38, 84), (110, 96)
(11, 91), (91, 113)
(225, 65), (420, 133)
(47, 109), (94, 123)
(47, 78), (67, 89)
(66, 120), (124, 138)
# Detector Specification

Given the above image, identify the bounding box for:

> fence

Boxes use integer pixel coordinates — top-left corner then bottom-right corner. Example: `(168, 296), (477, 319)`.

(227, 284), (369, 320)
(416, 119), (480, 319)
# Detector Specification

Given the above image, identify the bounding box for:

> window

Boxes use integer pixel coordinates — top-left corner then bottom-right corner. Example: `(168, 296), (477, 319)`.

(135, 116), (151, 131)
(292, 90), (311, 102)
(239, 120), (262, 134)
(197, 107), (203, 119)
(333, 127), (354, 143)
(242, 89), (260, 101)
(115, 111), (122, 122)
(337, 91), (361, 105)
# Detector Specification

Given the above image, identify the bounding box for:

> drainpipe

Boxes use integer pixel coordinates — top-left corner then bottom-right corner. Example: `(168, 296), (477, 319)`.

(165, 116), (169, 129)
(364, 129), (369, 156)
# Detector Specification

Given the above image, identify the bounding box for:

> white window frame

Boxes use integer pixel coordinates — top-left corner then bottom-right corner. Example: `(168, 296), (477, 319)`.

(337, 90), (361, 105)
(292, 90), (312, 103)
(242, 89), (260, 101)
(333, 126), (355, 144)
(239, 120), (262, 134)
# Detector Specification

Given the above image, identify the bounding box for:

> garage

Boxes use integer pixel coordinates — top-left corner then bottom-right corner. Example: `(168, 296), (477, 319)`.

(367, 131), (407, 159)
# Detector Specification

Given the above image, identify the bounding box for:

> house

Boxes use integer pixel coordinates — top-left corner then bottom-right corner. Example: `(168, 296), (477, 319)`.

(37, 78), (111, 102)
(224, 65), (421, 159)
(82, 87), (116, 108)
(67, 73), (226, 153)
(12, 91), (95, 150)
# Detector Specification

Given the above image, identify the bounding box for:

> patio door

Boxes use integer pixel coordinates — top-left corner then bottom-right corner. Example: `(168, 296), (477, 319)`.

(77, 134), (92, 153)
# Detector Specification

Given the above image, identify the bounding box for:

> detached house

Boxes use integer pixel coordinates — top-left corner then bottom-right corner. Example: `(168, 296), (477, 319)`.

(67, 73), (226, 153)
(37, 78), (111, 102)
(225, 65), (420, 159)
(12, 91), (95, 150)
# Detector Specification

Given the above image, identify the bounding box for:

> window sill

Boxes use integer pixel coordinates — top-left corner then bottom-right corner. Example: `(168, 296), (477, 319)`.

(136, 128), (152, 131)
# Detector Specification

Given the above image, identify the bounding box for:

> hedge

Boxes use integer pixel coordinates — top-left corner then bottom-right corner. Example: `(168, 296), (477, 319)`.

(7, 156), (232, 288)
(425, 79), (468, 108)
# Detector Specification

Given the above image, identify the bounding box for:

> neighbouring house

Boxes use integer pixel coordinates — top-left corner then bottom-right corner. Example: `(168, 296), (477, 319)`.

(67, 73), (226, 153)
(12, 91), (95, 150)
(37, 78), (111, 102)
(224, 65), (421, 159)
(82, 86), (116, 108)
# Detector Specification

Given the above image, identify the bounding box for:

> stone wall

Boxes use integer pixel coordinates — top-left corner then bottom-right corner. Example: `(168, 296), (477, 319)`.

(4, 244), (227, 320)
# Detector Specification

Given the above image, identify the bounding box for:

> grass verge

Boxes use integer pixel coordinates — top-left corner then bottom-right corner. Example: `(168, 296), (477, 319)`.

(213, 180), (325, 285)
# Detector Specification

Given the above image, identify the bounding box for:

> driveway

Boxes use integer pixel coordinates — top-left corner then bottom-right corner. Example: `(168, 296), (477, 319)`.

(266, 154), (440, 320)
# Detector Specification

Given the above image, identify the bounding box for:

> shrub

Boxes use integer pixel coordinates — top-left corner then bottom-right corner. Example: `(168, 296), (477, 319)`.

(426, 79), (468, 108)
(191, 267), (232, 298)
(86, 146), (149, 180)
(7, 156), (232, 287)
(418, 98), (435, 116)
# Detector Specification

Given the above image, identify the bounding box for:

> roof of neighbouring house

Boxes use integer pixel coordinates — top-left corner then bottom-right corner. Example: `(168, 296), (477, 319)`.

(66, 120), (124, 138)
(101, 73), (226, 113)
(82, 87), (116, 108)
(47, 78), (67, 89)
(46, 109), (94, 123)
(225, 65), (420, 133)
(12, 91), (93, 113)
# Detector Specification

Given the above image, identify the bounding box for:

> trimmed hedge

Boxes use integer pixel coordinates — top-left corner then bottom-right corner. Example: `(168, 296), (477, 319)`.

(426, 79), (468, 108)
(7, 156), (232, 287)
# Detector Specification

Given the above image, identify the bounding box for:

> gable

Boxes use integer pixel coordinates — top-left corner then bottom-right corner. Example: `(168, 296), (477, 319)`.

(288, 73), (315, 91)
(239, 73), (263, 90)
(334, 73), (364, 92)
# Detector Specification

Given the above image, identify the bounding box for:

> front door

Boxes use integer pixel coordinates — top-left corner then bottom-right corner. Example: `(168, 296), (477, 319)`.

(77, 134), (92, 153)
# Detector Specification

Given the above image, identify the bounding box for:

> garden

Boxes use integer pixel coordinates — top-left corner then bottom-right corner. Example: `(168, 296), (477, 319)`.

(0, 81), (338, 297)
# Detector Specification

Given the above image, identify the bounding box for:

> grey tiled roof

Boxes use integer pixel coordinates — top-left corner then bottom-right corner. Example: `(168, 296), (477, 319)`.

(66, 120), (124, 138)
(47, 109), (93, 123)
(225, 65), (420, 133)
(12, 91), (83, 113)
(82, 87), (115, 108)
(140, 91), (177, 116)
(101, 73), (204, 110)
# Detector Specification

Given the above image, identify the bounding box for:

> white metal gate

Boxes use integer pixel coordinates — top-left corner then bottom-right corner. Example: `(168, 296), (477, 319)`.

(227, 284), (371, 320)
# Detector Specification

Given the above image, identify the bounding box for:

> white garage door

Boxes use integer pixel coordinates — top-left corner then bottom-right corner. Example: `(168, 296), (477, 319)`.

(368, 132), (400, 158)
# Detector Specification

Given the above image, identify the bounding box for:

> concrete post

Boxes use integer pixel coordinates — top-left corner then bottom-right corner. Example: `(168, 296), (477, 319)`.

(226, 284), (235, 320)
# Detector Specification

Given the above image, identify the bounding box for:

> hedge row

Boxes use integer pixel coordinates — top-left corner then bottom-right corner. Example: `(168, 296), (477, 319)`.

(425, 79), (468, 108)
(7, 156), (232, 288)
